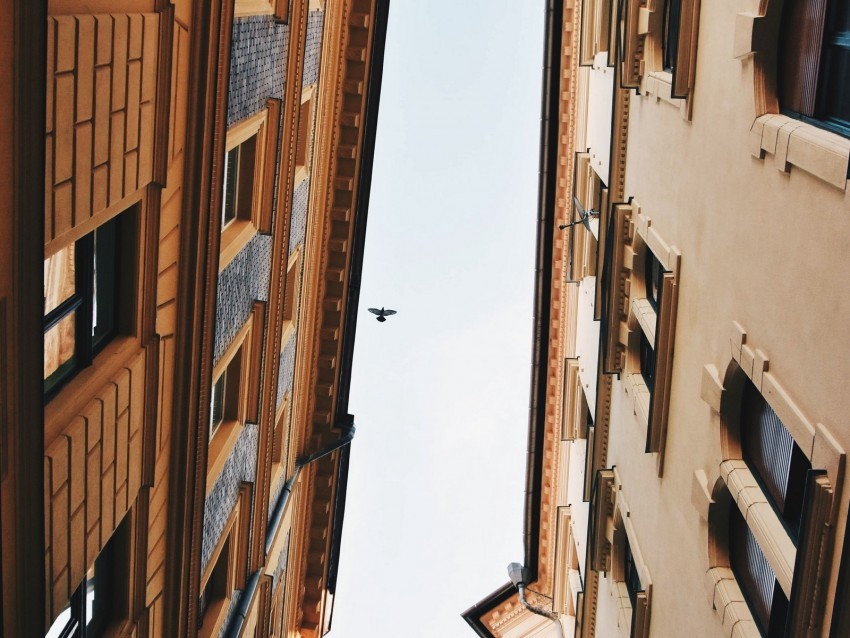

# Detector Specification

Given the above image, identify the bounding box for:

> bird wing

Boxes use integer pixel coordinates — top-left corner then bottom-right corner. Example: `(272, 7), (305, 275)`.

(383, 309), (397, 316)
(368, 308), (382, 315)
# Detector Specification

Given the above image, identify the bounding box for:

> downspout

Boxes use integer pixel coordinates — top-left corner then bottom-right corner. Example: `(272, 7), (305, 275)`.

(225, 424), (356, 637)
(517, 584), (565, 638)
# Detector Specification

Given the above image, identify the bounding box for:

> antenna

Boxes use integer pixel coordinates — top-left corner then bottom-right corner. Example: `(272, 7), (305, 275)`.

(559, 195), (600, 230)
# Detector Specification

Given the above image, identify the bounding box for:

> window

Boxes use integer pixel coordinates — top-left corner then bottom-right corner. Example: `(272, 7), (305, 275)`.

(644, 250), (663, 311)
(662, 0), (682, 72)
(44, 210), (130, 399)
(729, 505), (789, 637)
(272, 393), (290, 468)
(740, 379), (811, 543)
(208, 337), (246, 486)
(606, 206), (680, 469)
(220, 106), (278, 270)
(45, 514), (130, 638)
(580, 0), (612, 65)
(221, 141), (256, 232)
(210, 355), (241, 442)
(207, 307), (262, 491)
(638, 332), (656, 392)
(780, 0), (850, 137)
(294, 86), (315, 186)
(281, 248), (301, 345)
(199, 489), (249, 638)
(623, 537), (642, 607)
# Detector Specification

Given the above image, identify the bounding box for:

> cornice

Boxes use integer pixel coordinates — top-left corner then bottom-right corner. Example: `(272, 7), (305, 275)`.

(535, 0), (581, 595)
(285, 0), (380, 633)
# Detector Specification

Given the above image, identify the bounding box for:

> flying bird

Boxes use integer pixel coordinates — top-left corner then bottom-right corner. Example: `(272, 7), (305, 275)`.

(368, 307), (397, 323)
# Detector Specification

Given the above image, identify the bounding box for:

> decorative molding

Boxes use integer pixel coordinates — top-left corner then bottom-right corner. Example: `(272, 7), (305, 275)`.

(701, 324), (847, 637)
(250, 0), (307, 580)
(163, 0), (235, 633)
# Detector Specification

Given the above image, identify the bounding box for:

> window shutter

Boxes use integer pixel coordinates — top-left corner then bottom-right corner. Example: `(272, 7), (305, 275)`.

(781, 0), (829, 116)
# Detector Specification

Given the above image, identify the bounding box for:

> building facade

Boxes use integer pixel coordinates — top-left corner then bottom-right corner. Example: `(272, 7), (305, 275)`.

(465, 0), (850, 636)
(0, 0), (387, 636)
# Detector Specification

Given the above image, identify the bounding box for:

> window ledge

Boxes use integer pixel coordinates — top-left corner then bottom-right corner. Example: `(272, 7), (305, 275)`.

(631, 297), (656, 344)
(750, 114), (850, 190)
(234, 0), (274, 17)
(207, 420), (245, 494)
(45, 336), (143, 446)
(219, 219), (257, 273)
(198, 596), (230, 638)
(623, 372), (651, 427)
(719, 459), (796, 596)
(704, 568), (761, 638)
(643, 71), (692, 120)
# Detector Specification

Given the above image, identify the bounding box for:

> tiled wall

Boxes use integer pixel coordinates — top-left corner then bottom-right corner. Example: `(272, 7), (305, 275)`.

(227, 16), (290, 127)
(302, 10), (325, 88)
(213, 233), (273, 365)
(201, 423), (259, 574)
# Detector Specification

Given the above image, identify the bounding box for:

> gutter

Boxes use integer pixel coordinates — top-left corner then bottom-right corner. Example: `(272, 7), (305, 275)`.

(523, 0), (563, 577)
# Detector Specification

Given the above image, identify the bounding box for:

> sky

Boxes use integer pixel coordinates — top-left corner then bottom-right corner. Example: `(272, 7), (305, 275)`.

(331, 2), (545, 636)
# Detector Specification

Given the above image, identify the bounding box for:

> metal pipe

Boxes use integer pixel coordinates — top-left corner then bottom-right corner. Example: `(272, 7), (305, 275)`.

(517, 585), (564, 638)
(226, 425), (356, 637)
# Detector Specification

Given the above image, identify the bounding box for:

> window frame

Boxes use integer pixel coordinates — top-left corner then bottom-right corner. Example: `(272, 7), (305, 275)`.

(700, 331), (845, 637)
(207, 313), (258, 493)
(281, 247), (302, 347)
(610, 205), (679, 472)
(44, 208), (135, 401)
(220, 107), (275, 272)
(779, 0), (850, 139)
(294, 85), (316, 187)
(198, 489), (250, 638)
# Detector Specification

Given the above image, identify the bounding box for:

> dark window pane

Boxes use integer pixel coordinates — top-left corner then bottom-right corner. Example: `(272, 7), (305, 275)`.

(780, 0), (828, 116)
(623, 537), (641, 605)
(222, 146), (240, 228)
(639, 332), (656, 391)
(645, 250), (664, 311)
(740, 380), (812, 541)
(819, 44), (850, 129)
(663, 0), (681, 71)
(729, 505), (789, 637)
(210, 372), (226, 439)
(92, 215), (120, 352)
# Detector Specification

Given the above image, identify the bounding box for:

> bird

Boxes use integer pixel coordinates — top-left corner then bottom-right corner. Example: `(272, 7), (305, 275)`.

(368, 307), (397, 322)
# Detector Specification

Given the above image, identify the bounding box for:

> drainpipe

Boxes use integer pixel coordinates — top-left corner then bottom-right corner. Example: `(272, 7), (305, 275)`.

(225, 425), (356, 637)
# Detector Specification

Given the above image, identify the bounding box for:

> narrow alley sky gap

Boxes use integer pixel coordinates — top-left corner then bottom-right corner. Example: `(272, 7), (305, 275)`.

(332, 2), (545, 635)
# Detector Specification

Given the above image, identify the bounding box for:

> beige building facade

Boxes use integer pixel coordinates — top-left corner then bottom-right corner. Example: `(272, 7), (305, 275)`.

(465, 0), (850, 636)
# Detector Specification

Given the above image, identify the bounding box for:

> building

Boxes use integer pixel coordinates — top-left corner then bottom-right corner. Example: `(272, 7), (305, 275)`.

(0, 0), (388, 636)
(465, 0), (850, 636)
